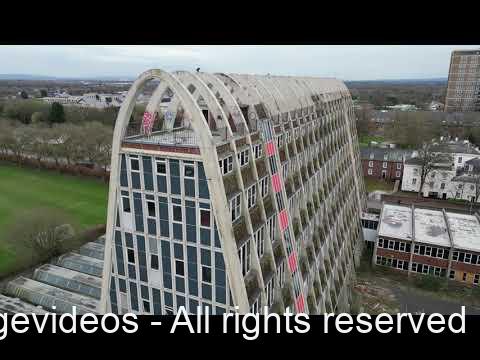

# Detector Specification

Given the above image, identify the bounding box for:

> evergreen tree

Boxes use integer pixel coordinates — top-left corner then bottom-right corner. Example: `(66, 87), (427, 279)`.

(48, 102), (66, 124)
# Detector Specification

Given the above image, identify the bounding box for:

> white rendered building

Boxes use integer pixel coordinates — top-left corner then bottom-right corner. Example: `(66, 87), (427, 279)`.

(100, 69), (366, 315)
(401, 142), (480, 202)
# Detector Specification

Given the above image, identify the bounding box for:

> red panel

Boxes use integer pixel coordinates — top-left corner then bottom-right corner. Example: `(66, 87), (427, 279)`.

(279, 210), (289, 231)
(266, 141), (276, 156)
(295, 294), (305, 313)
(272, 173), (282, 193)
(288, 251), (297, 272)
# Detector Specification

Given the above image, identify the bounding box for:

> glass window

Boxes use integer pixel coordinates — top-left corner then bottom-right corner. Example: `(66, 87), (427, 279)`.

(173, 204), (182, 221)
(230, 194), (241, 222)
(200, 209), (210, 227)
(247, 185), (257, 209)
(130, 159), (139, 171)
(184, 163), (195, 178)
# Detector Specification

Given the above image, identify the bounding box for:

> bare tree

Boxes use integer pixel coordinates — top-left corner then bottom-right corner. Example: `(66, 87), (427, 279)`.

(81, 121), (113, 169)
(54, 123), (84, 166)
(6, 208), (76, 264)
(416, 142), (453, 198)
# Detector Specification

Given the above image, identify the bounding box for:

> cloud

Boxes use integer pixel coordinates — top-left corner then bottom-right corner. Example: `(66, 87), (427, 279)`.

(0, 45), (478, 80)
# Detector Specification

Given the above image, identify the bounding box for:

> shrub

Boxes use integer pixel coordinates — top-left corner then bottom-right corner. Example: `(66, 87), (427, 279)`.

(414, 274), (446, 292)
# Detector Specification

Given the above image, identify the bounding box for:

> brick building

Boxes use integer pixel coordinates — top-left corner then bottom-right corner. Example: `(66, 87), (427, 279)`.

(373, 203), (480, 286)
(360, 147), (412, 181)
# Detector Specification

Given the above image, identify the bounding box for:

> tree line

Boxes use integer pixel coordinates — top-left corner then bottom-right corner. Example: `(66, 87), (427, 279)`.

(0, 98), (123, 126)
(0, 121), (113, 179)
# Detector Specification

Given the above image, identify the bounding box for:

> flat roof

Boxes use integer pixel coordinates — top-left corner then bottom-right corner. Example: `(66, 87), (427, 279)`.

(414, 208), (450, 247)
(124, 128), (229, 148)
(378, 204), (480, 252)
(378, 204), (413, 240)
(446, 212), (480, 253)
(361, 211), (380, 221)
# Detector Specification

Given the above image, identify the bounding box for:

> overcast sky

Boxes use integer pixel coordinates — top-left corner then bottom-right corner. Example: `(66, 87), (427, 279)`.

(0, 45), (479, 81)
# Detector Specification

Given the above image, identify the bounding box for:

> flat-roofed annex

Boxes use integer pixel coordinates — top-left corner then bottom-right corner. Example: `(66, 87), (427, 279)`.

(378, 204), (412, 241)
(446, 212), (480, 253)
(414, 207), (450, 247)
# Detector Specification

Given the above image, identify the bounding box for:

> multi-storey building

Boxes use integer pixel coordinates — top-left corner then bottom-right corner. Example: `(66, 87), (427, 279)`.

(373, 203), (480, 286)
(360, 147), (412, 181)
(101, 69), (366, 316)
(401, 141), (480, 202)
(445, 49), (480, 112)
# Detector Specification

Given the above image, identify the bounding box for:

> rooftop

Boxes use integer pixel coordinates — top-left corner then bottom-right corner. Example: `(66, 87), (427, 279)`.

(360, 147), (413, 162)
(446, 212), (480, 253)
(431, 143), (480, 155)
(123, 127), (230, 148)
(361, 211), (380, 221)
(378, 204), (413, 241)
(413, 207), (450, 247)
(378, 203), (480, 252)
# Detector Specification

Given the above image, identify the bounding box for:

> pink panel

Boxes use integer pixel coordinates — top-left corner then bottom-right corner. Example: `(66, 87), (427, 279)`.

(295, 294), (305, 313)
(272, 173), (282, 193)
(266, 141), (276, 156)
(288, 251), (297, 272)
(279, 209), (289, 231)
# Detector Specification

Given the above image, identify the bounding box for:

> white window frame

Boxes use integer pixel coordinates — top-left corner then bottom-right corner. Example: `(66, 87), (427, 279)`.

(254, 144), (262, 159)
(237, 149), (249, 167)
(388, 240), (395, 250)
(277, 260), (285, 288)
(230, 194), (241, 222)
(260, 177), (269, 198)
(155, 158), (167, 175)
(247, 184), (257, 209)
(238, 239), (251, 277)
(254, 227), (265, 258)
(265, 279), (274, 307)
(219, 155), (233, 175)
(425, 247), (432, 256)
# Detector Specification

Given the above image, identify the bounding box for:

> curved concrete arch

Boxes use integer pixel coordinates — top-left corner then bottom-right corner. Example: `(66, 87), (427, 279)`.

(196, 72), (247, 126)
(258, 76), (292, 115)
(243, 75), (282, 117)
(100, 69), (250, 313)
(275, 76), (306, 113)
(173, 71), (231, 132)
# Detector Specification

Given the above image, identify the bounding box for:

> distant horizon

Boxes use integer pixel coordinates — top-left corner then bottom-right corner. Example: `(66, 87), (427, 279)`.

(0, 73), (450, 83)
(0, 45), (478, 81)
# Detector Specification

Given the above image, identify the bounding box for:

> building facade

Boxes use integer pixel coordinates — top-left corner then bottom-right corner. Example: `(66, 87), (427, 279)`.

(373, 203), (480, 286)
(42, 92), (125, 108)
(360, 147), (410, 181)
(445, 49), (480, 112)
(401, 142), (480, 202)
(101, 69), (366, 316)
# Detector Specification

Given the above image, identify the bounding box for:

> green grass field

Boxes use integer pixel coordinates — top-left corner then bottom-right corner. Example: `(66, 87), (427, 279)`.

(364, 176), (395, 193)
(359, 135), (385, 147)
(0, 163), (108, 276)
